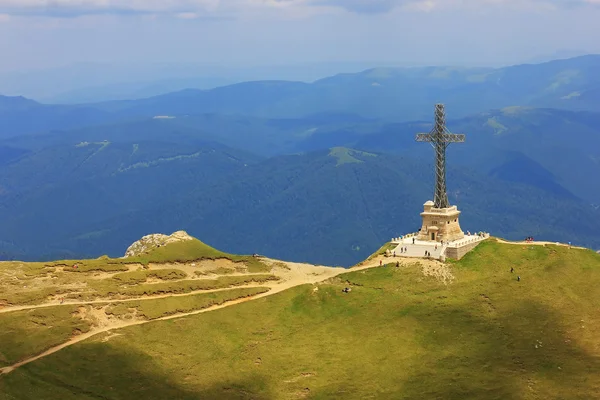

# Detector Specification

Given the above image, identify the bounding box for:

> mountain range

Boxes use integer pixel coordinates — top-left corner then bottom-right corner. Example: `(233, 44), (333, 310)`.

(0, 55), (599, 264)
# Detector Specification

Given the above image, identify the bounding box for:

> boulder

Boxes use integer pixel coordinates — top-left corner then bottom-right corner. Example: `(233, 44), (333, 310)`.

(124, 230), (193, 258)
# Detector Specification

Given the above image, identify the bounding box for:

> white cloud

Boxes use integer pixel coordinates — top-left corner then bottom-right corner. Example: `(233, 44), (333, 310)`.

(0, 0), (596, 17)
(175, 11), (199, 18)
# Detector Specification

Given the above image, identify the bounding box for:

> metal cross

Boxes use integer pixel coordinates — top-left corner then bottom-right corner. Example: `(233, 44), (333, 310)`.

(415, 104), (465, 209)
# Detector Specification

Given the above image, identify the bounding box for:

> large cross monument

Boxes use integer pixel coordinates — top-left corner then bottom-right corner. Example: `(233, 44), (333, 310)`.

(415, 104), (466, 243)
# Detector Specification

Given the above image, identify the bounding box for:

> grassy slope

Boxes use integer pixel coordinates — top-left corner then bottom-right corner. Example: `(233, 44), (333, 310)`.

(0, 288), (271, 369)
(0, 238), (273, 305)
(1, 241), (600, 399)
(0, 306), (92, 368)
(45, 238), (271, 273)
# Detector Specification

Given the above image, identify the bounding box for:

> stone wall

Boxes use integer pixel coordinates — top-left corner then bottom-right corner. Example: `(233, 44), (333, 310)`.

(445, 240), (482, 260)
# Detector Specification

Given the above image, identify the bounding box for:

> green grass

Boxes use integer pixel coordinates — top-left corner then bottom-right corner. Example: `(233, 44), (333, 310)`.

(1, 287), (79, 306)
(112, 269), (188, 285)
(129, 238), (229, 264)
(202, 267), (236, 275)
(0, 306), (91, 368)
(45, 238), (272, 273)
(106, 287), (270, 320)
(2, 242), (600, 399)
(79, 274), (278, 300)
(364, 241), (395, 262)
(328, 147), (377, 166)
(48, 259), (130, 273)
(0, 238), (273, 305)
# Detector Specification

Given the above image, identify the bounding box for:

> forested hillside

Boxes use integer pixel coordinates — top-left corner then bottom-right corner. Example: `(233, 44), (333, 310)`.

(1, 56), (599, 264)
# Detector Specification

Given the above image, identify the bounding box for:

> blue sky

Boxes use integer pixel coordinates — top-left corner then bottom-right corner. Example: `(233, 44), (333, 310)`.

(0, 0), (599, 73)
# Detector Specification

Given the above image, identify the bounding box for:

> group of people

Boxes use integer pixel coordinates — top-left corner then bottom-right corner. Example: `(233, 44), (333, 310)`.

(511, 267), (521, 281)
(525, 236), (535, 243)
(396, 247), (408, 255)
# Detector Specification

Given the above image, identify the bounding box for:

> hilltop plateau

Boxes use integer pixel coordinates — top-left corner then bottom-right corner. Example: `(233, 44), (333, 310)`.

(0, 233), (599, 399)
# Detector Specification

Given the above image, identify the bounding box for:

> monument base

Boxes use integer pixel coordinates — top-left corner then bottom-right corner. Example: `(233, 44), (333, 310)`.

(416, 200), (465, 243)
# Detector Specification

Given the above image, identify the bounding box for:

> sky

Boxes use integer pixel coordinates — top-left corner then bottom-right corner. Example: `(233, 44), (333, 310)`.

(1, 0), (599, 73)
(0, 0), (599, 100)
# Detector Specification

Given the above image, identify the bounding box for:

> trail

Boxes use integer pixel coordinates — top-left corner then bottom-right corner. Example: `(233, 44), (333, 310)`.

(0, 255), (446, 376)
(0, 293), (266, 376)
(0, 284), (271, 314)
(0, 258), (361, 375)
(495, 239), (586, 249)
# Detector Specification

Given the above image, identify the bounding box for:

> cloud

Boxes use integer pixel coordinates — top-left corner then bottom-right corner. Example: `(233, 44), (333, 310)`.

(308, 0), (600, 13)
(0, 0), (222, 17)
(309, 0), (401, 13)
(0, 0), (597, 17)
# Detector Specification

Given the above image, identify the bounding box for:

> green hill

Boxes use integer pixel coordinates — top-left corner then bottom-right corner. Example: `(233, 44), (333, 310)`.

(1, 240), (599, 399)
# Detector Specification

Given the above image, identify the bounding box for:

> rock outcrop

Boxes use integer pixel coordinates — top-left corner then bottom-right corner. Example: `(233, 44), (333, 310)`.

(124, 231), (193, 258)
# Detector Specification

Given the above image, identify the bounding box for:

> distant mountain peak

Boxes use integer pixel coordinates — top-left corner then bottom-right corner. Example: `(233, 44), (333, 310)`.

(0, 95), (39, 111)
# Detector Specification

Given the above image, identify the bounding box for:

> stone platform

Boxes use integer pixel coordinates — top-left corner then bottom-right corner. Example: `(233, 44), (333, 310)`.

(389, 232), (489, 261)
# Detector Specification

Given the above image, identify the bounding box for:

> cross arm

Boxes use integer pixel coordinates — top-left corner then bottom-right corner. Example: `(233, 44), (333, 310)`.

(441, 133), (466, 143)
(415, 133), (433, 142)
(415, 133), (465, 143)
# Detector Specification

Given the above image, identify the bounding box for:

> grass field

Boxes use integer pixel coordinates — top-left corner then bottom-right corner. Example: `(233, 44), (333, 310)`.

(0, 238), (274, 306)
(87, 274), (278, 299)
(1, 241), (599, 399)
(0, 306), (91, 368)
(42, 238), (272, 273)
(105, 287), (270, 320)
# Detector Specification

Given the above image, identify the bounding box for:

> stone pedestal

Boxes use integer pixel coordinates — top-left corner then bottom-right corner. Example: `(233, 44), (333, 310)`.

(416, 200), (465, 242)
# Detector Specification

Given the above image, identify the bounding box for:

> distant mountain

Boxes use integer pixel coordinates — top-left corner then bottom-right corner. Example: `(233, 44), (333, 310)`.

(42, 76), (238, 104)
(87, 55), (600, 121)
(2, 55), (600, 141)
(352, 107), (600, 204)
(1, 145), (598, 266)
(0, 95), (117, 139)
(3, 105), (599, 203)
(1, 56), (600, 264)
(525, 49), (593, 64)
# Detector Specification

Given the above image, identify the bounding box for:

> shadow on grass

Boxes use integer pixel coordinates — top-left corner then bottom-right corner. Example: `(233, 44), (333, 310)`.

(314, 267), (600, 399)
(0, 306), (92, 369)
(0, 340), (274, 400)
(2, 268), (600, 399)
(314, 300), (600, 399)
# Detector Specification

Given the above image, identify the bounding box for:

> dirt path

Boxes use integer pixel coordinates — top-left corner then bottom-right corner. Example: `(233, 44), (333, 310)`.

(0, 284), (271, 315)
(0, 293), (265, 375)
(352, 254), (454, 283)
(495, 238), (586, 249)
(0, 255), (440, 376)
